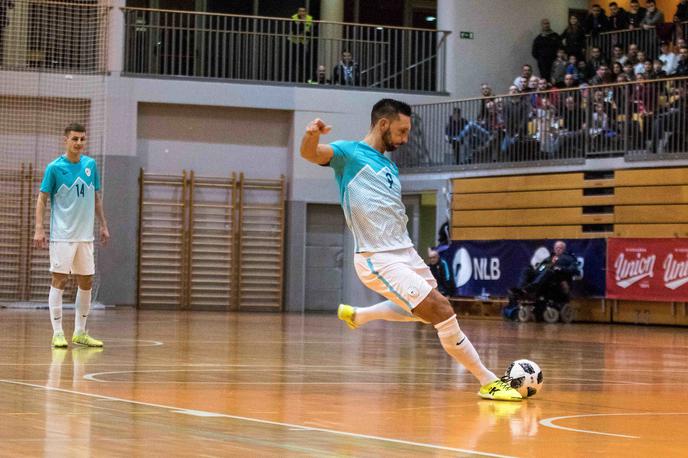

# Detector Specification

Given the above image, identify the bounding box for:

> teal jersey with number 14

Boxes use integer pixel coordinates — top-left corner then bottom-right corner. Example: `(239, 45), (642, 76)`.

(40, 155), (100, 242)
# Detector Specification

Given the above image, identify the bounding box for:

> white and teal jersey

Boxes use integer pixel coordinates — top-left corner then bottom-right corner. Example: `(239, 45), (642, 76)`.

(40, 154), (100, 242)
(329, 140), (413, 253)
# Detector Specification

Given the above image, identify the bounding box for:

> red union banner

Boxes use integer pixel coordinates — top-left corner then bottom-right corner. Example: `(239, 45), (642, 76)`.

(607, 238), (688, 301)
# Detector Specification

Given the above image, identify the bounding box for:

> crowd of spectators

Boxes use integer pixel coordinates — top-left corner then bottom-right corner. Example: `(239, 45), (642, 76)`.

(446, 1), (688, 164)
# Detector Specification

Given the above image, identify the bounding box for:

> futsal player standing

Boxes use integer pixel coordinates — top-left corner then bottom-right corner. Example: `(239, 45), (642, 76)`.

(300, 99), (521, 401)
(33, 123), (109, 348)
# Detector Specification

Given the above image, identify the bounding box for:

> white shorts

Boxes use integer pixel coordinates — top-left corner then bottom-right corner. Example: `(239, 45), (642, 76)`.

(49, 241), (95, 276)
(354, 247), (437, 313)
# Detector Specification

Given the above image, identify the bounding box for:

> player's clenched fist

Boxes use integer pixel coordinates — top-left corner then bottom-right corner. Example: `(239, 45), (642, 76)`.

(306, 118), (332, 136)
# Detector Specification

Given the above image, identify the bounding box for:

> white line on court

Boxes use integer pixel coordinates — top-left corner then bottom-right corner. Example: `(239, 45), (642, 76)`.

(0, 378), (517, 458)
(539, 412), (688, 438)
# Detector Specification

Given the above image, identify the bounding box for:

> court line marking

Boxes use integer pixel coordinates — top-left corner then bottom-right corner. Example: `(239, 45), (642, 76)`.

(0, 339), (163, 348)
(82, 368), (646, 386)
(540, 412), (688, 439)
(0, 378), (516, 458)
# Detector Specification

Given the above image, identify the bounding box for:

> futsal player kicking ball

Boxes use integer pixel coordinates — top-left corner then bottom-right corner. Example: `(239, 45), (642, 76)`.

(300, 99), (521, 401)
(33, 123), (109, 348)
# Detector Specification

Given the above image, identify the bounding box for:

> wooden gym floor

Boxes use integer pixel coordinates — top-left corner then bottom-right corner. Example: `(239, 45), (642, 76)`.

(0, 308), (686, 457)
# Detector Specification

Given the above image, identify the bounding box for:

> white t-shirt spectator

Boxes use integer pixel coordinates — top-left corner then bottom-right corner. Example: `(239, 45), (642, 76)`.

(634, 62), (646, 75)
(659, 52), (679, 75)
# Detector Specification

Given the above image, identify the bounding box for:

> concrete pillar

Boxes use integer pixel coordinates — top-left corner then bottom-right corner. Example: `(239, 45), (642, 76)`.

(107, 0), (125, 74)
(437, 0), (459, 97)
(318, 0), (345, 79)
(3, 0), (28, 68)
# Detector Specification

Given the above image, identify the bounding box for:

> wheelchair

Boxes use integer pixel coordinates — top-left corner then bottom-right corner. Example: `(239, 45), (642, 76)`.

(503, 280), (575, 324)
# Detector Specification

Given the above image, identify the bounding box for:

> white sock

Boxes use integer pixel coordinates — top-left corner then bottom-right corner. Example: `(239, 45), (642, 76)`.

(48, 286), (64, 334)
(434, 314), (498, 386)
(353, 300), (425, 326)
(75, 288), (92, 333)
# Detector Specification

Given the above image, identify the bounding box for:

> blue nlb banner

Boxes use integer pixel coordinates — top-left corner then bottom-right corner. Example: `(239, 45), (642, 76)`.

(438, 239), (606, 298)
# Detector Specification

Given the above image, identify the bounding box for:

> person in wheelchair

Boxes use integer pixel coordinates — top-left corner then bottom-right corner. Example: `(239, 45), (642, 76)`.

(506, 240), (580, 321)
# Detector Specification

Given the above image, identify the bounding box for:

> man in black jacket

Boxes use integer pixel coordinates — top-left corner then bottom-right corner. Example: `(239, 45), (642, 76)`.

(515, 241), (580, 301)
(532, 18), (561, 81)
(584, 4), (609, 36)
(608, 2), (629, 30)
(428, 249), (455, 298)
(332, 50), (362, 86)
(627, 0), (646, 29)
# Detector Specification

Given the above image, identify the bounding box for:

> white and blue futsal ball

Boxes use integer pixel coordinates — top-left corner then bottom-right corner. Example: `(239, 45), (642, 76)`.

(504, 359), (543, 398)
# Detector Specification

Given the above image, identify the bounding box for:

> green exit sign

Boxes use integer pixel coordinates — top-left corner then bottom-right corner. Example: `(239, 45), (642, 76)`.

(460, 31), (474, 39)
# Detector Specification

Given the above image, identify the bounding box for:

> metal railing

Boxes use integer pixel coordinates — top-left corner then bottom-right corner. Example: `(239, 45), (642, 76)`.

(122, 7), (449, 92)
(394, 77), (688, 170)
(587, 22), (688, 65)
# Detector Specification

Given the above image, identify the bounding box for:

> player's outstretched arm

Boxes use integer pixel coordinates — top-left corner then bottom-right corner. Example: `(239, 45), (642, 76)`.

(300, 118), (334, 165)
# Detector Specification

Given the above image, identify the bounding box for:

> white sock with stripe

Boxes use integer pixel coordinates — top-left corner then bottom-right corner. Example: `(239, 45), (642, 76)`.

(353, 300), (424, 325)
(48, 286), (64, 334)
(434, 314), (497, 386)
(75, 288), (92, 333)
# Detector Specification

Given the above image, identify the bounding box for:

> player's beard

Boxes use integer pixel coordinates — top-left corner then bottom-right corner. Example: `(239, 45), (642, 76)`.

(382, 128), (397, 152)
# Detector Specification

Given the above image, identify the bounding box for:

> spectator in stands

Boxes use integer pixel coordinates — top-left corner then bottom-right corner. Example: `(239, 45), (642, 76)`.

(551, 48), (568, 87)
(525, 75), (540, 93)
(641, 0), (664, 29)
(289, 6), (314, 82)
(446, 107), (469, 163)
(652, 59), (667, 78)
(676, 46), (688, 75)
(556, 96), (586, 155)
(678, 38), (688, 49)
(608, 2), (629, 30)
(501, 87), (531, 156)
(590, 100), (617, 149)
(437, 220), (450, 247)
(451, 87), (497, 164)
(0, 0), (13, 65)
(308, 65), (330, 85)
(562, 15), (586, 60)
(675, 0), (688, 23)
(563, 73), (579, 89)
(589, 65), (614, 85)
(611, 43), (628, 65)
(643, 60), (656, 78)
(634, 51), (649, 75)
(623, 61), (637, 79)
(533, 97), (558, 155)
(611, 61), (624, 79)
(588, 47), (608, 77)
(478, 83), (495, 123)
(532, 18), (561, 81)
(514, 64), (534, 88)
(428, 249), (455, 298)
(592, 88), (617, 118)
(584, 4), (609, 36)
(532, 78), (557, 109)
(511, 241), (580, 303)
(659, 41), (679, 74)
(332, 50), (361, 86)
(626, 43), (640, 64)
(627, 0), (647, 29)
(578, 60), (591, 81)
(651, 85), (688, 153)
(631, 73), (658, 147)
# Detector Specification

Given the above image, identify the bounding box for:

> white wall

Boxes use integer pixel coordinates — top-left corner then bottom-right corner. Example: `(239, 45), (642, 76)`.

(137, 103), (291, 178)
(439, 0), (588, 99)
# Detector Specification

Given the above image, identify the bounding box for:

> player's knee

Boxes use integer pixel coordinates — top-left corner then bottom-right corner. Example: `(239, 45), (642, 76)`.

(77, 275), (94, 290)
(413, 290), (454, 324)
(51, 274), (69, 290)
